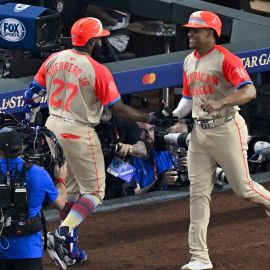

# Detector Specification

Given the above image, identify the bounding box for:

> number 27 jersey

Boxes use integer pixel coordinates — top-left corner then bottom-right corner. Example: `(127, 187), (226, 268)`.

(34, 49), (121, 125)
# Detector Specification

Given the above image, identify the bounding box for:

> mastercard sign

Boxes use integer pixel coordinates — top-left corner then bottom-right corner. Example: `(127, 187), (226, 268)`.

(142, 73), (156, 85)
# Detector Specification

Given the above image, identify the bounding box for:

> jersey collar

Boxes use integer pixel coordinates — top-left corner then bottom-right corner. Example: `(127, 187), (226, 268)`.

(194, 45), (216, 59)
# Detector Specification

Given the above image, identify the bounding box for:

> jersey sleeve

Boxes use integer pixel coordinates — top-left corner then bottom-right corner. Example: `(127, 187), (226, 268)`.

(34, 53), (57, 88)
(94, 65), (121, 107)
(34, 59), (48, 88)
(222, 53), (253, 89)
(182, 70), (192, 99)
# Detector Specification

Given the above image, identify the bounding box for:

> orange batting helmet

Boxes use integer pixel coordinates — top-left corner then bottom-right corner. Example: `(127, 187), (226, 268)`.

(71, 17), (110, 46)
(183, 11), (222, 37)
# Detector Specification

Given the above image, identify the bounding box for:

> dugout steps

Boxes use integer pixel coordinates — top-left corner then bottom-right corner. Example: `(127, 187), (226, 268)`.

(44, 171), (270, 222)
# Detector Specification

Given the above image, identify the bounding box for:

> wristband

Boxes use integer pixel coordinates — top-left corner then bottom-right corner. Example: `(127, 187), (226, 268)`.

(55, 177), (65, 185)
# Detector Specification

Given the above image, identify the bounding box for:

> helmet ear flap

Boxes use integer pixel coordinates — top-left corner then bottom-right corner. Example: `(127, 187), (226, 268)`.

(88, 38), (95, 46)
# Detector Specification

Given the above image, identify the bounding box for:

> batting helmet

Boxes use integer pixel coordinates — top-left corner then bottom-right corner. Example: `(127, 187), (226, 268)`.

(71, 17), (110, 46)
(182, 11), (222, 37)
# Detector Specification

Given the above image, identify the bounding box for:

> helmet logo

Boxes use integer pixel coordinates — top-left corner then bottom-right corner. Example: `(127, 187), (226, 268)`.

(212, 16), (218, 24)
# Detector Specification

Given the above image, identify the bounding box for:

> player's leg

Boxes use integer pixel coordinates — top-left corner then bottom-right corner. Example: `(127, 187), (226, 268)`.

(57, 123), (105, 229)
(213, 113), (270, 210)
(182, 126), (216, 269)
(46, 118), (104, 268)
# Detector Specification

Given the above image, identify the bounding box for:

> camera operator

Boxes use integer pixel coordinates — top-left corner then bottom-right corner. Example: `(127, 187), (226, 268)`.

(133, 122), (188, 194)
(0, 127), (67, 270)
(97, 108), (147, 199)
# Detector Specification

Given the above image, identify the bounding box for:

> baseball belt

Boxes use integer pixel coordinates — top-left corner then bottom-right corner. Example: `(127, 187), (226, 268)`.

(194, 114), (235, 129)
(49, 115), (96, 128)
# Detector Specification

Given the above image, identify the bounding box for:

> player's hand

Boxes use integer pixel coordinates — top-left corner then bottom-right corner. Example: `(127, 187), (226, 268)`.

(148, 108), (176, 127)
(162, 170), (178, 185)
(201, 99), (223, 113)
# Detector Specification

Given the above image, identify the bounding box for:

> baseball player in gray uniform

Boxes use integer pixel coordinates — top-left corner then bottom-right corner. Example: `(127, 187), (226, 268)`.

(171, 11), (270, 270)
(23, 17), (169, 269)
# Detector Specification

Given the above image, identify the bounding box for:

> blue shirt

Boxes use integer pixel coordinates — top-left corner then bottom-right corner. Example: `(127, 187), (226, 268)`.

(133, 150), (173, 189)
(0, 157), (59, 259)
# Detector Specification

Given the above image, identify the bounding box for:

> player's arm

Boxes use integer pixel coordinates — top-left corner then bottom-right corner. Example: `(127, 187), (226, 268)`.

(201, 84), (256, 113)
(111, 101), (174, 127)
(23, 56), (48, 123)
(109, 100), (149, 122)
(23, 81), (47, 124)
(171, 70), (192, 119)
(94, 66), (169, 126)
(201, 53), (256, 113)
(173, 97), (193, 119)
(218, 83), (256, 107)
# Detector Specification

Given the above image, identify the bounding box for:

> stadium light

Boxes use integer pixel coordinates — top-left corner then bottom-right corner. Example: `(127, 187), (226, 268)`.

(0, 3), (60, 50)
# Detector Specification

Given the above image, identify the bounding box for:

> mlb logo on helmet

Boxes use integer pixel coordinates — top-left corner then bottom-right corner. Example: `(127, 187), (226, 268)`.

(0, 18), (26, 42)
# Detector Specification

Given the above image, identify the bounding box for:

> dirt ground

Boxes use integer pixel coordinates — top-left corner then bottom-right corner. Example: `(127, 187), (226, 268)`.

(44, 182), (270, 270)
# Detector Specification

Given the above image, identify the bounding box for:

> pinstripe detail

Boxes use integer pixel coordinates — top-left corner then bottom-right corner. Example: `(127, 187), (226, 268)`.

(87, 128), (102, 193)
(234, 119), (270, 202)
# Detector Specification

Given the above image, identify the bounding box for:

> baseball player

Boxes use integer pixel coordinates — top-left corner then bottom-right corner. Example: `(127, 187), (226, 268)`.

(23, 17), (169, 270)
(171, 11), (270, 270)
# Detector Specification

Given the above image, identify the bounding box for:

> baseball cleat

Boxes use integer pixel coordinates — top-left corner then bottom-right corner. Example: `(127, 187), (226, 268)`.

(181, 260), (213, 270)
(47, 230), (73, 270)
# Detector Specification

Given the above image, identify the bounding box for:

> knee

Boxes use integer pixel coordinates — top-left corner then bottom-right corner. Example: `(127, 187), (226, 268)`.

(81, 193), (102, 207)
(234, 188), (252, 201)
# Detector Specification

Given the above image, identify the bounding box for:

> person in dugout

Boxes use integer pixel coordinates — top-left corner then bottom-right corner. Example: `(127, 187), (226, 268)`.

(133, 122), (188, 194)
(23, 17), (171, 269)
(0, 127), (67, 270)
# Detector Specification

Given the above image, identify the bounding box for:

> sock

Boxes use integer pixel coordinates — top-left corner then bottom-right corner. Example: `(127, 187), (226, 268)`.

(60, 194), (101, 234)
(59, 201), (77, 256)
(59, 201), (74, 221)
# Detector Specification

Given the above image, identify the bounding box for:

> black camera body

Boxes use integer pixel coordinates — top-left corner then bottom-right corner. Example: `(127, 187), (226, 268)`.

(174, 148), (190, 187)
(0, 110), (65, 169)
(0, 184), (11, 206)
(0, 182), (29, 235)
(154, 129), (191, 188)
(154, 130), (191, 151)
(102, 142), (120, 157)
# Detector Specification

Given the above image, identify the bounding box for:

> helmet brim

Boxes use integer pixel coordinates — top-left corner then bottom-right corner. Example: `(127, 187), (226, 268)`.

(182, 23), (209, 29)
(182, 23), (221, 37)
(98, 29), (110, 37)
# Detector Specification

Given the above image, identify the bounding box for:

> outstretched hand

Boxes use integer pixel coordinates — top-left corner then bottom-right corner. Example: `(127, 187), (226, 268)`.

(148, 106), (178, 127)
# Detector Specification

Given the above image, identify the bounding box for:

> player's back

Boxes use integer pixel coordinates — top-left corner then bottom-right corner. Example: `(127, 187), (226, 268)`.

(44, 49), (104, 125)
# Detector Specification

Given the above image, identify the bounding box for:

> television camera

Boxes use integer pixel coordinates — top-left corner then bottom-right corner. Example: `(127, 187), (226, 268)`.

(153, 130), (191, 187)
(154, 128), (270, 188)
(0, 112), (65, 169)
(0, 111), (65, 237)
(248, 136), (270, 163)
